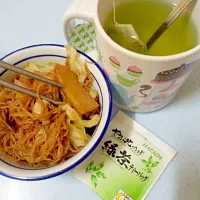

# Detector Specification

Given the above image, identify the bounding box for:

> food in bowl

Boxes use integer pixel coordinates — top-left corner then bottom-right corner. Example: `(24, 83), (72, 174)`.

(0, 46), (101, 167)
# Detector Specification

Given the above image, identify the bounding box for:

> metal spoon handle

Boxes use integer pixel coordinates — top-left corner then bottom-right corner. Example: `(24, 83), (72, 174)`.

(146, 0), (194, 50)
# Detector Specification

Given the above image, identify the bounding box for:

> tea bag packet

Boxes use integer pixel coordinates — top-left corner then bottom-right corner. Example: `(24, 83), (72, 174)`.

(69, 22), (96, 53)
(73, 111), (177, 200)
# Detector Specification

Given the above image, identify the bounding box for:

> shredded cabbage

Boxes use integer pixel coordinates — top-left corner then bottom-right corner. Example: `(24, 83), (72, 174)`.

(65, 45), (88, 84)
(80, 115), (100, 128)
(68, 124), (90, 147)
(24, 47), (88, 84)
(89, 88), (98, 99)
(62, 104), (100, 147)
(62, 104), (100, 127)
(24, 62), (54, 73)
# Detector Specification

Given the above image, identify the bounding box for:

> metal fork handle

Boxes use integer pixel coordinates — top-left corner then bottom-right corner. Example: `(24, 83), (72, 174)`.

(0, 60), (62, 88)
(0, 79), (61, 105)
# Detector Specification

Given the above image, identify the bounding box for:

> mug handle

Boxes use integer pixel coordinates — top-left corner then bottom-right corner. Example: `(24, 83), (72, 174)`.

(63, 0), (97, 42)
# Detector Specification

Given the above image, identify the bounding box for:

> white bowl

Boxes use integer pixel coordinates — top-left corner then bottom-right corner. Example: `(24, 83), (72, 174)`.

(0, 44), (112, 181)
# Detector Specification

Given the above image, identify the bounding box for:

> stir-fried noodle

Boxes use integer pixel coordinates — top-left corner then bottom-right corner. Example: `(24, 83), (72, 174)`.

(0, 46), (100, 167)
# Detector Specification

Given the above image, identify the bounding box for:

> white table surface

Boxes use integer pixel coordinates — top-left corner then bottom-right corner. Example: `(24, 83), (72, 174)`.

(0, 0), (200, 199)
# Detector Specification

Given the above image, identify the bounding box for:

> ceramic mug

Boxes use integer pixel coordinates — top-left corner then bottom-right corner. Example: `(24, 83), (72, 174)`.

(63, 0), (200, 112)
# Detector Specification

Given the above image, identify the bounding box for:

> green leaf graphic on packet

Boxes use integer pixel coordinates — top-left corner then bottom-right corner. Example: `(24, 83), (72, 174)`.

(73, 111), (177, 200)
(141, 155), (160, 173)
(85, 161), (106, 187)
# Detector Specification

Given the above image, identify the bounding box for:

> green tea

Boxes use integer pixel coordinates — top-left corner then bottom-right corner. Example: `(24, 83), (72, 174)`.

(104, 0), (198, 56)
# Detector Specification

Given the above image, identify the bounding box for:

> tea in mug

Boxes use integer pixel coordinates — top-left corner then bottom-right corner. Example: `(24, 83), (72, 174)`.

(104, 0), (198, 56)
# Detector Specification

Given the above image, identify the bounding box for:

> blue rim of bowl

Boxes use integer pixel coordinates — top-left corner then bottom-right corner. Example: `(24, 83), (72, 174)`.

(0, 44), (112, 181)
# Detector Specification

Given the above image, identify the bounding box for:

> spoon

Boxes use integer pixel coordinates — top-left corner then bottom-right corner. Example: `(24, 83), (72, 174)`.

(108, 0), (195, 54)
(146, 0), (194, 49)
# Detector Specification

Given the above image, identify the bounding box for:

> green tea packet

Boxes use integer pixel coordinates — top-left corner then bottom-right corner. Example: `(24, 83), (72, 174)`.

(73, 111), (177, 200)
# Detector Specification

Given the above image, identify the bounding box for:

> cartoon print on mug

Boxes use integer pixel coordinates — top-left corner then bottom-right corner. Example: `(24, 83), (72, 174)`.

(115, 84), (152, 111)
(109, 56), (121, 71)
(117, 66), (143, 87)
(96, 43), (104, 63)
(99, 52), (109, 77)
(142, 60), (200, 109)
(130, 85), (153, 111)
(151, 60), (199, 93)
(108, 69), (153, 109)
(109, 79), (134, 107)
(144, 92), (176, 109)
(138, 85), (152, 98)
(96, 44), (109, 77)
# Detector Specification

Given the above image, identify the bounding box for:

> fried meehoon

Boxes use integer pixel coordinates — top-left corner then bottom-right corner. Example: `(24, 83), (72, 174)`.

(0, 46), (100, 167)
